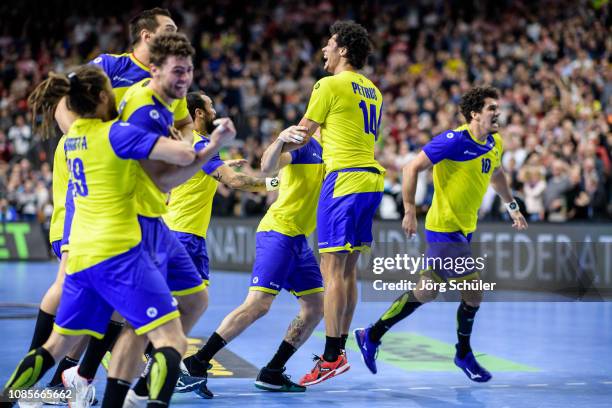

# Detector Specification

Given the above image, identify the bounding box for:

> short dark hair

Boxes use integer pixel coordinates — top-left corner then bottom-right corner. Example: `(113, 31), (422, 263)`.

(459, 86), (500, 123)
(186, 91), (205, 119)
(149, 32), (195, 68)
(129, 7), (172, 45)
(330, 20), (372, 70)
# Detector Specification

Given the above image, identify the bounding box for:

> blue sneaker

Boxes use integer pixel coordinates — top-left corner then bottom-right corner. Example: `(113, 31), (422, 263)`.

(175, 366), (207, 393)
(453, 346), (492, 383)
(354, 327), (380, 374)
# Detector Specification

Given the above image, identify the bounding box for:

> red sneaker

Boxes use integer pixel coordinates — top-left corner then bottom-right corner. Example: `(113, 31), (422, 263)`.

(299, 353), (351, 386)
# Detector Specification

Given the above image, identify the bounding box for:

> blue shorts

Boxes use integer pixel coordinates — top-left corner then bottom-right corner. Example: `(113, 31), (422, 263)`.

(51, 240), (62, 260)
(139, 216), (206, 296)
(424, 229), (477, 282)
(317, 168), (383, 253)
(250, 231), (324, 297)
(173, 231), (210, 285)
(54, 243), (179, 338)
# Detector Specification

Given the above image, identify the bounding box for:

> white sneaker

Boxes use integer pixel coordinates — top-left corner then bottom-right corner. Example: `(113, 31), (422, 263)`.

(61, 366), (95, 408)
(18, 400), (43, 408)
(122, 390), (147, 408)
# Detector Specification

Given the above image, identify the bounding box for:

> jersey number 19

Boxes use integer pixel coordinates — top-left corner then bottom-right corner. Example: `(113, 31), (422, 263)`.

(68, 158), (89, 197)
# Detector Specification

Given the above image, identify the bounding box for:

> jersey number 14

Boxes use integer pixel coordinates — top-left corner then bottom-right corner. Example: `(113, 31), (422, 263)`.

(358, 100), (382, 139)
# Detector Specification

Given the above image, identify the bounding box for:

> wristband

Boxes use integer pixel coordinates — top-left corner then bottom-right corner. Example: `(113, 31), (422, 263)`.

(505, 200), (520, 213)
(265, 177), (280, 191)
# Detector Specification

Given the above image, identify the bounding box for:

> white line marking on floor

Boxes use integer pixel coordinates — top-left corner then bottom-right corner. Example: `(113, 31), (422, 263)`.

(369, 388), (392, 391)
(566, 382), (586, 386)
(325, 390), (349, 393)
(601, 381), (612, 385)
(237, 393), (258, 396)
(450, 385), (470, 389)
(527, 384), (548, 387)
(490, 384), (510, 388)
(409, 387), (433, 390)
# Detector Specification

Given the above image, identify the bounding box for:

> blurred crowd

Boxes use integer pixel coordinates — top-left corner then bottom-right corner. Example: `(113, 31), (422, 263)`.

(0, 0), (610, 232)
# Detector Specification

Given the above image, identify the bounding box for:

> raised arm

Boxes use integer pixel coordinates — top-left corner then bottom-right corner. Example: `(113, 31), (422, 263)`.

(401, 151), (434, 236)
(145, 118), (236, 192)
(261, 125), (308, 175)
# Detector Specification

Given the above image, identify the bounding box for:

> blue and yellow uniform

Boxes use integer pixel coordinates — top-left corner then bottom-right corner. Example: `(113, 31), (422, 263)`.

(90, 53), (151, 105)
(162, 130), (225, 285)
(119, 80), (204, 296)
(422, 124), (503, 281)
(250, 138), (325, 296)
(54, 118), (179, 338)
(49, 136), (69, 259)
(304, 71), (385, 253)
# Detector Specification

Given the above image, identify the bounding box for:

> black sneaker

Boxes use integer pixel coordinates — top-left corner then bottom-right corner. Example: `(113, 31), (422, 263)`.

(254, 367), (306, 392)
(183, 356), (210, 378)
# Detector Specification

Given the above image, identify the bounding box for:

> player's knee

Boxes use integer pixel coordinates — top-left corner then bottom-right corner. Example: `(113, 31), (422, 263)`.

(250, 300), (272, 319)
(414, 288), (438, 303)
(462, 289), (483, 306)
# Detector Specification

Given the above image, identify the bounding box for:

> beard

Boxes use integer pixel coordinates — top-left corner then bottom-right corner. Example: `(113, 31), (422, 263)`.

(204, 118), (215, 134)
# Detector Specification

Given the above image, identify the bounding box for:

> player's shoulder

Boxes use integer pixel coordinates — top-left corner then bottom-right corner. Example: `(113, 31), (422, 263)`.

(491, 132), (503, 147)
(433, 127), (466, 146)
(90, 53), (129, 67)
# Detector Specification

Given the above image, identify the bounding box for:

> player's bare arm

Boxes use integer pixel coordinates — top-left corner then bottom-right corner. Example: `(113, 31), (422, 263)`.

(211, 165), (267, 192)
(281, 118), (319, 152)
(401, 151), (434, 236)
(175, 115), (194, 144)
(490, 167), (528, 231)
(145, 118), (237, 192)
(261, 125), (307, 175)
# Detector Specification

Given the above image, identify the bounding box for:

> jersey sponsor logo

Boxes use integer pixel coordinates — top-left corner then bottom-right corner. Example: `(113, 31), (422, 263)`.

(270, 282), (280, 289)
(112, 75), (135, 85)
(312, 152), (322, 160)
(463, 150), (477, 156)
(149, 109), (160, 120)
(119, 122), (130, 127)
(146, 307), (158, 318)
(446, 132), (454, 139)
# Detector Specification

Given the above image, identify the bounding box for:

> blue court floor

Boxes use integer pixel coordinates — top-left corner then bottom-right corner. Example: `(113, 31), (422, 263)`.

(1, 261), (612, 407)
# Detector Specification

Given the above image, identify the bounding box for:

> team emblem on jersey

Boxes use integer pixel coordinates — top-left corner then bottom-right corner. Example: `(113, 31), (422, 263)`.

(93, 57), (102, 63)
(252, 277), (259, 284)
(146, 307), (158, 318)
(149, 109), (160, 120)
(446, 132), (454, 139)
(314, 82), (320, 89)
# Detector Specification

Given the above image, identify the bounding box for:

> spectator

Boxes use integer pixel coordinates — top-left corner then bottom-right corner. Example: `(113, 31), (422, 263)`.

(7, 115), (32, 159)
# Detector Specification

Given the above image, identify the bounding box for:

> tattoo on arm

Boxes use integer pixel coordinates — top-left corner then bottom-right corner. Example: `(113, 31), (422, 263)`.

(284, 316), (307, 347)
(227, 173), (265, 191)
(212, 171), (223, 183)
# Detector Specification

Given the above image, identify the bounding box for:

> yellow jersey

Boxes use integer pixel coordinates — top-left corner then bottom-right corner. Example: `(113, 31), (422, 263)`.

(304, 70), (384, 175)
(118, 79), (189, 218)
(258, 138), (325, 237)
(163, 131), (225, 238)
(64, 118), (162, 273)
(49, 136), (68, 243)
(423, 124), (504, 235)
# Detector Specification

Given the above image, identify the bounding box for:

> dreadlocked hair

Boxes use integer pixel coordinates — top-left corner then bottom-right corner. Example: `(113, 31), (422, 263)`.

(28, 65), (108, 139)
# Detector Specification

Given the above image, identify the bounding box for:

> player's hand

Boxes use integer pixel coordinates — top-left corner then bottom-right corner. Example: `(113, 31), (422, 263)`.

(210, 118), (236, 146)
(277, 126), (307, 144)
(402, 205), (418, 238)
(225, 159), (248, 168)
(168, 126), (182, 141)
(510, 211), (528, 231)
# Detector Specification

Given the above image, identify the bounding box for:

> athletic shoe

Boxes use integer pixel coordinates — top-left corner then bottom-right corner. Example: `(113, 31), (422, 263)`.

(254, 367), (306, 392)
(194, 381), (214, 399)
(354, 327), (381, 374)
(61, 366), (95, 408)
(178, 359), (213, 397)
(41, 384), (68, 406)
(299, 354), (350, 386)
(453, 345), (492, 383)
(175, 361), (207, 393)
(121, 390), (147, 408)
